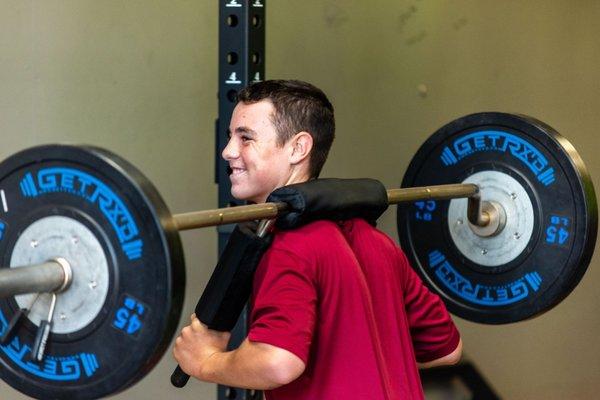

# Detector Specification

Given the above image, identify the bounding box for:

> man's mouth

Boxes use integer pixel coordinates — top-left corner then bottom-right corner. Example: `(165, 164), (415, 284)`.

(228, 167), (246, 176)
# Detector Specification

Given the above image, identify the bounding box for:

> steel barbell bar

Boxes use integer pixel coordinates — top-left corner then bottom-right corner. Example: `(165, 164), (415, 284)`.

(172, 183), (482, 230)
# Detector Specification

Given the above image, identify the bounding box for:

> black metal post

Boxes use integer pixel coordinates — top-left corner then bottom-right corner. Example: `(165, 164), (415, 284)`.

(216, 1), (265, 399)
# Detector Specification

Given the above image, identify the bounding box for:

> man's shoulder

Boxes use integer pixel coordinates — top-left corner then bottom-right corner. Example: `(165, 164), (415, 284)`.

(273, 218), (393, 243)
(270, 220), (346, 253)
(274, 219), (345, 241)
(342, 218), (396, 243)
(339, 218), (405, 258)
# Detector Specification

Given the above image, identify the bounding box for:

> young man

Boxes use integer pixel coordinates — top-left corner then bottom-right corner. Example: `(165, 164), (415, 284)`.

(173, 80), (462, 399)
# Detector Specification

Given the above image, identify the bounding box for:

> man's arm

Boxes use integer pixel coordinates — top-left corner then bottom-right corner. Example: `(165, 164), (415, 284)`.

(417, 338), (463, 369)
(201, 338), (305, 389)
(173, 314), (305, 390)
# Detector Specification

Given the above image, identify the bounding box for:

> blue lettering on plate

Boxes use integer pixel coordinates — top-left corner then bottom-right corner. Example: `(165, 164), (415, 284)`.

(0, 310), (100, 381)
(427, 250), (542, 306)
(113, 295), (146, 337)
(19, 168), (143, 260)
(545, 215), (571, 246)
(439, 130), (555, 186)
(414, 200), (436, 222)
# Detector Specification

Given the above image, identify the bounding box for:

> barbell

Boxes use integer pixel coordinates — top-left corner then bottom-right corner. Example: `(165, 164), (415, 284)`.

(0, 112), (596, 399)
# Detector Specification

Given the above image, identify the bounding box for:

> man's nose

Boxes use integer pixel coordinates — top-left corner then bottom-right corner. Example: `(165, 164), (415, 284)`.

(222, 137), (238, 160)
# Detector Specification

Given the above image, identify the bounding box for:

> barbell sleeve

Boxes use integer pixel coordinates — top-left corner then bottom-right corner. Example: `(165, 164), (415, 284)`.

(0, 259), (71, 298)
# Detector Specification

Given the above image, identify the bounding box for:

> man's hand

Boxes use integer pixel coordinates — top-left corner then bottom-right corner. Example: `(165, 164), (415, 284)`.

(173, 313), (231, 379)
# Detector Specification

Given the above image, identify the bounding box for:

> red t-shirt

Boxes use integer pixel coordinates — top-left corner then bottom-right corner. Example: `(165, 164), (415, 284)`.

(248, 219), (459, 400)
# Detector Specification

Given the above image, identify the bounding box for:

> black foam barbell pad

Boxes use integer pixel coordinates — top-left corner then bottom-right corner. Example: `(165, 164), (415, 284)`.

(267, 178), (389, 230)
(195, 222), (272, 331)
(171, 222), (272, 388)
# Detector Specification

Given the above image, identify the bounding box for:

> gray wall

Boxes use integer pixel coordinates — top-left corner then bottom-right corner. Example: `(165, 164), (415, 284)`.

(1, 1), (599, 399)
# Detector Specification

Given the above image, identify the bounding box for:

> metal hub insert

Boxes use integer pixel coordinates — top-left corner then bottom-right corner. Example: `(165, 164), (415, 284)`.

(447, 171), (534, 267)
(10, 216), (110, 334)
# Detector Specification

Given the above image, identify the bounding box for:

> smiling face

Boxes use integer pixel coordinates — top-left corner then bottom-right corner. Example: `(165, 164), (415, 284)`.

(222, 100), (309, 203)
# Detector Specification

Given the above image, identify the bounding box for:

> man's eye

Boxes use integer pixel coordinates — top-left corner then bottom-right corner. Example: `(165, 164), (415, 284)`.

(241, 136), (252, 142)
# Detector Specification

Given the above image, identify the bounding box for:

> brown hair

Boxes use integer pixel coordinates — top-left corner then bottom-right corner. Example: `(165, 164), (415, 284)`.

(237, 80), (335, 178)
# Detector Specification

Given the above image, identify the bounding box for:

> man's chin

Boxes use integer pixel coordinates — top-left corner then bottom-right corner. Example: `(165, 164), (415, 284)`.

(230, 189), (258, 204)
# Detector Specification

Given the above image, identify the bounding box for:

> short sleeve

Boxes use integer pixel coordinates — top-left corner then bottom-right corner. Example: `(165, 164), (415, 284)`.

(248, 248), (317, 364)
(398, 248), (460, 363)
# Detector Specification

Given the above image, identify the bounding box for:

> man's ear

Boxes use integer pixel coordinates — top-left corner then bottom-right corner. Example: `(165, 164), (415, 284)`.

(289, 131), (313, 165)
